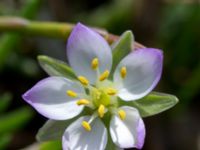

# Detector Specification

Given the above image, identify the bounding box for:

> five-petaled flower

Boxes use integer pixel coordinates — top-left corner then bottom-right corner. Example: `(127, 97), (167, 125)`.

(22, 23), (163, 150)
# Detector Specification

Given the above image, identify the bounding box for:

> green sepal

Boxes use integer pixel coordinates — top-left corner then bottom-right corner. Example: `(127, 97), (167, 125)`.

(111, 30), (134, 74)
(119, 92), (179, 117)
(36, 114), (83, 142)
(39, 141), (62, 150)
(36, 107), (93, 142)
(37, 55), (77, 80)
(36, 120), (71, 142)
(105, 134), (122, 150)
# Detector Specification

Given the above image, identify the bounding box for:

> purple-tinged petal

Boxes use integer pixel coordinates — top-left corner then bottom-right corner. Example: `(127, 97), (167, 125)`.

(136, 118), (146, 149)
(110, 106), (145, 149)
(114, 48), (163, 101)
(22, 77), (84, 120)
(67, 23), (112, 84)
(62, 116), (107, 150)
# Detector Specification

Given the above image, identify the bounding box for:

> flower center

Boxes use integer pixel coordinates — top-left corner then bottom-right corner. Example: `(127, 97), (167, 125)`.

(90, 87), (112, 107)
(67, 58), (128, 131)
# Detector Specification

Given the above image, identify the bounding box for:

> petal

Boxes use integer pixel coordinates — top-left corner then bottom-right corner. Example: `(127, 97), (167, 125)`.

(67, 23), (112, 84)
(22, 77), (84, 120)
(62, 116), (107, 150)
(114, 48), (163, 101)
(110, 106), (145, 149)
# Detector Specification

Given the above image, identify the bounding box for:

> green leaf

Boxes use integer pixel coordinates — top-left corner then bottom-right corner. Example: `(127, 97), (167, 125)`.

(111, 31), (134, 74)
(0, 93), (12, 113)
(0, 134), (12, 150)
(37, 117), (79, 142)
(39, 141), (62, 150)
(0, 107), (34, 134)
(38, 55), (77, 80)
(120, 92), (179, 117)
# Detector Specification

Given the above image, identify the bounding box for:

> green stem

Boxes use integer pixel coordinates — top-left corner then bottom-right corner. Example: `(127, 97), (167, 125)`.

(0, 17), (144, 48)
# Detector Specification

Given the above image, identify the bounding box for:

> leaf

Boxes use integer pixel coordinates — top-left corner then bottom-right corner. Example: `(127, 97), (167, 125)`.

(36, 117), (79, 142)
(111, 31), (134, 74)
(0, 107), (34, 134)
(120, 92), (179, 117)
(38, 55), (77, 80)
(0, 93), (12, 113)
(39, 141), (62, 150)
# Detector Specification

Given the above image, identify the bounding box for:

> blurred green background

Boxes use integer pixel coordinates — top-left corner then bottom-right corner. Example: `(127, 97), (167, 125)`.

(0, 0), (199, 150)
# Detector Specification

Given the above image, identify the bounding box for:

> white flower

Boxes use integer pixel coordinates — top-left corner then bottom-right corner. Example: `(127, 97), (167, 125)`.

(22, 23), (163, 150)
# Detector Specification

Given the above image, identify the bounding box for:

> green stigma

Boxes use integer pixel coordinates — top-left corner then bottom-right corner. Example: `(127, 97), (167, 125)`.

(90, 88), (110, 107)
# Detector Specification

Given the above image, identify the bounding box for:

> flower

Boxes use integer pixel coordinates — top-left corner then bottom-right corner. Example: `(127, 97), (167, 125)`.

(22, 23), (163, 150)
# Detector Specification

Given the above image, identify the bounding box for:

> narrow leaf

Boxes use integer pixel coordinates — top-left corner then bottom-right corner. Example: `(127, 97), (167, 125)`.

(0, 107), (34, 134)
(37, 55), (77, 80)
(120, 92), (179, 117)
(111, 31), (134, 74)
(0, 93), (12, 113)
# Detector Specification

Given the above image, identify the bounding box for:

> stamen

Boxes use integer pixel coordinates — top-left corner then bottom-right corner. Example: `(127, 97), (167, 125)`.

(76, 99), (90, 106)
(66, 90), (77, 97)
(78, 76), (89, 86)
(82, 121), (91, 131)
(91, 58), (99, 70)
(99, 70), (109, 81)
(120, 67), (127, 78)
(98, 104), (105, 118)
(118, 109), (126, 120)
(106, 88), (117, 95)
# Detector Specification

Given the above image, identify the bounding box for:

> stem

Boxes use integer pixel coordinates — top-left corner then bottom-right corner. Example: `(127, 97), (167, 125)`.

(0, 17), (145, 49)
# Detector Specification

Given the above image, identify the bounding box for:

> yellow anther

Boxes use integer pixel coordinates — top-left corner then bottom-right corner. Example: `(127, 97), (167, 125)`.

(98, 104), (105, 118)
(66, 90), (77, 97)
(76, 99), (90, 106)
(118, 109), (126, 120)
(91, 58), (99, 70)
(78, 76), (89, 86)
(120, 67), (127, 78)
(82, 121), (91, 131)
(106, 88), (117, 95)
(99, 70), (110, 81)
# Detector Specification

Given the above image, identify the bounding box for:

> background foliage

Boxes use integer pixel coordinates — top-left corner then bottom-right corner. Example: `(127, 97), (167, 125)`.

(0, 0), (199, 150)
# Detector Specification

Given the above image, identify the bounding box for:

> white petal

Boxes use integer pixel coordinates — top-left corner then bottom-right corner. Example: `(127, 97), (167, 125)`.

(114, 48), (163, 101)
(110, 106), (145, 149)
(62, 116), (107, 150)
(67, 23), (112, 84)
(22, 77), (84, 120)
